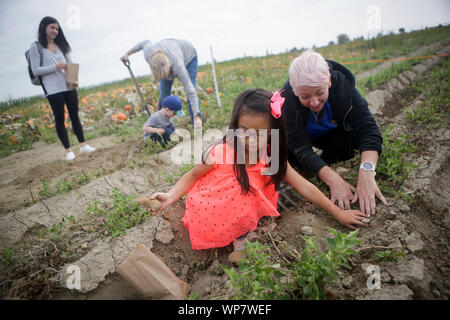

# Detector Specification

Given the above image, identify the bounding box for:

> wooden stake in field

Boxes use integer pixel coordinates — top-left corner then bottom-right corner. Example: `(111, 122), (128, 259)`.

(210, 45), (222, 108)
(122, 60), (152, 116)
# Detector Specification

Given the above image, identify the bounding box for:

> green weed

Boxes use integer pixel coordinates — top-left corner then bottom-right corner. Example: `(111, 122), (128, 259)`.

(56, 180), (75, 194)
(38, 180), (55, 198)
(1, 247), (16, 267)
(377, 125), (417, 194)
(375, 248), (406, 263)
(222, 228), (361, 300)
(86, 188), (151, 237)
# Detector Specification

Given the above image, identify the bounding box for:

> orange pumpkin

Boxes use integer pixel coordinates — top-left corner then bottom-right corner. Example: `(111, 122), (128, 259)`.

(111, 114), (118, 121)
(206, 87), (214, 94)
(124, 104), (132, 111)
(26, 119), (33, 125)
(116, 112), (127, 121)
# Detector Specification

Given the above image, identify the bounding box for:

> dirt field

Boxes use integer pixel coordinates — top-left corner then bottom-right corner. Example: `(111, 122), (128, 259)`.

(0, 41), (449, 300)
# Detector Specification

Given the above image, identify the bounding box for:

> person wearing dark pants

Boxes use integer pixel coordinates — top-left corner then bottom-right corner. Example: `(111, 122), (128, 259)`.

(287, 129), (356, 176)
(29, 16), (95, 160)
(281, 49), (386, 218)
(47, 90), (84, 149)
(143, 95), (183, 149)
(150, 123), (175, 148)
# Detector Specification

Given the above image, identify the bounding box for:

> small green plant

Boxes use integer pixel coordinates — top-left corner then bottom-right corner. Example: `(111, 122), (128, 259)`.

(222, 228), (361, 300)
(38, 180), (55, 198)
(223, 241), (290, 300)
(86, 188), (151, 237)
(377, 125), (417, 194)
(76, 172), (89, 186)
(1, 247), (16, 266)
(375, 248), (406, 262)
(39, 215), (77, 243)
(187, 292), (199, 300)
(60, 251), (72, 261)
(404, 59), (449, 128)
(56, 180), (75, 194)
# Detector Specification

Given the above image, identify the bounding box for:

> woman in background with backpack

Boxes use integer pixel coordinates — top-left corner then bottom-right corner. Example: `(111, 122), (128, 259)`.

(29, 16), (95, 160)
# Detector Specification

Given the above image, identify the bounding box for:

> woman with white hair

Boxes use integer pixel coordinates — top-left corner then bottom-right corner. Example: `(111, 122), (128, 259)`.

(281, 49), (386, 218)
(121, 39), (202, 127)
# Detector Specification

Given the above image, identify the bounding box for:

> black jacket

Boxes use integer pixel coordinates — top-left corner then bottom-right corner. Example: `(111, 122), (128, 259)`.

(281, 60), (382, 175)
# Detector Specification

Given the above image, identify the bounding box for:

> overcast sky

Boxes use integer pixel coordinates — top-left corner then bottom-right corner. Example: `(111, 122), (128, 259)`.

(0, 0), (449, 102)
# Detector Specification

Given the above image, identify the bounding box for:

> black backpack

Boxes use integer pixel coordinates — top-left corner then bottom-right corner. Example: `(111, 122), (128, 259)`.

(25, 41), (44, 85)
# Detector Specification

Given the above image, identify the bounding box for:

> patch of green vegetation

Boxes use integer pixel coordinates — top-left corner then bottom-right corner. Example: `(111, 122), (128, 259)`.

(375, 248), (406, 263)
(76, 172), (90, 186)
(39, 215), (78, 243)
(377, 125), (417, 196)
(56, 180), (75, 195)
(404, 59), (450, 128)
(0, 247), (16, 267)
(222, 228), (361, 300)
(86, 188), (151, 237)
(38, 180), (55, 198)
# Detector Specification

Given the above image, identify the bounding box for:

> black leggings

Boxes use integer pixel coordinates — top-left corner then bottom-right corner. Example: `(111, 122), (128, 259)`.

(47, 90), (85, 149)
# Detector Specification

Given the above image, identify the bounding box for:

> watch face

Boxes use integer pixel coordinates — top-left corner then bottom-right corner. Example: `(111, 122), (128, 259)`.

(362, 162), (374, 170)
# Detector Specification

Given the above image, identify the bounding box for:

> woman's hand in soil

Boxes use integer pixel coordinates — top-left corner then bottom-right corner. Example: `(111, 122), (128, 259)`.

(149, 192), (174, 210)
(335, 209), (369, 230)
(329, 176), (358, 210)
(357, 171), (387, 217)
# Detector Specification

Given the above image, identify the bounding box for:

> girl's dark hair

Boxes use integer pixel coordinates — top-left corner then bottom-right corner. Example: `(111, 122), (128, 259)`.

(203, 88), (288, 195)
(38, 16), (71, 55)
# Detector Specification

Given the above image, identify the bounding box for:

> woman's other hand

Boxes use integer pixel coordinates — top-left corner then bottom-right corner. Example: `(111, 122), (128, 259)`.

(56, 62), (67, 70)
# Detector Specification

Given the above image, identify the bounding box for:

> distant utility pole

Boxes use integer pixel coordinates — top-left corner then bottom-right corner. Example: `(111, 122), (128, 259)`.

(210, 45), (221, 108)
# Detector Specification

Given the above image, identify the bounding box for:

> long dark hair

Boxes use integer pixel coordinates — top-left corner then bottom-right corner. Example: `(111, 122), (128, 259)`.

(38, 16), (71, 55)
(203, 88), (288, 195)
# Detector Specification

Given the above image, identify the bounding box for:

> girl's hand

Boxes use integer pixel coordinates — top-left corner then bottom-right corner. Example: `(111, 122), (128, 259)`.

(149, 192), (174, 211)
(335, 209), (368, 230)
(120, 54), (129, 62)
(56, 62), (67, 70)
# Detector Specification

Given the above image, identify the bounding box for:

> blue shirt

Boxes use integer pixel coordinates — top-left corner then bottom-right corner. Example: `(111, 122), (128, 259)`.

(305, 100), (337, 142)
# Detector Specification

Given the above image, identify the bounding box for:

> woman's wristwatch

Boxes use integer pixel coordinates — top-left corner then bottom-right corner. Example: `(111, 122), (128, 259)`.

(360, 161), (376, 176)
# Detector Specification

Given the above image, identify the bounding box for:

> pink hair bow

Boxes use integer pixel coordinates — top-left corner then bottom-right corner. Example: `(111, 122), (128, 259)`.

(270, 90), (285, 119)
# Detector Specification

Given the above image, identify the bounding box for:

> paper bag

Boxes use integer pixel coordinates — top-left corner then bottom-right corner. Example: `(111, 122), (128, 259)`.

(117, 244), (190, 300)
(65, 63), (79, 85)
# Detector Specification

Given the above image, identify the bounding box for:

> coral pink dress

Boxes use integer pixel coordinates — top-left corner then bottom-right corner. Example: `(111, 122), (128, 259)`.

(182, 142), (279, 250)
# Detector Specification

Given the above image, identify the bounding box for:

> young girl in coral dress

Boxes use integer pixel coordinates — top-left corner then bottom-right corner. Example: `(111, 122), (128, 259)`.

(150, 88), (367, 260)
